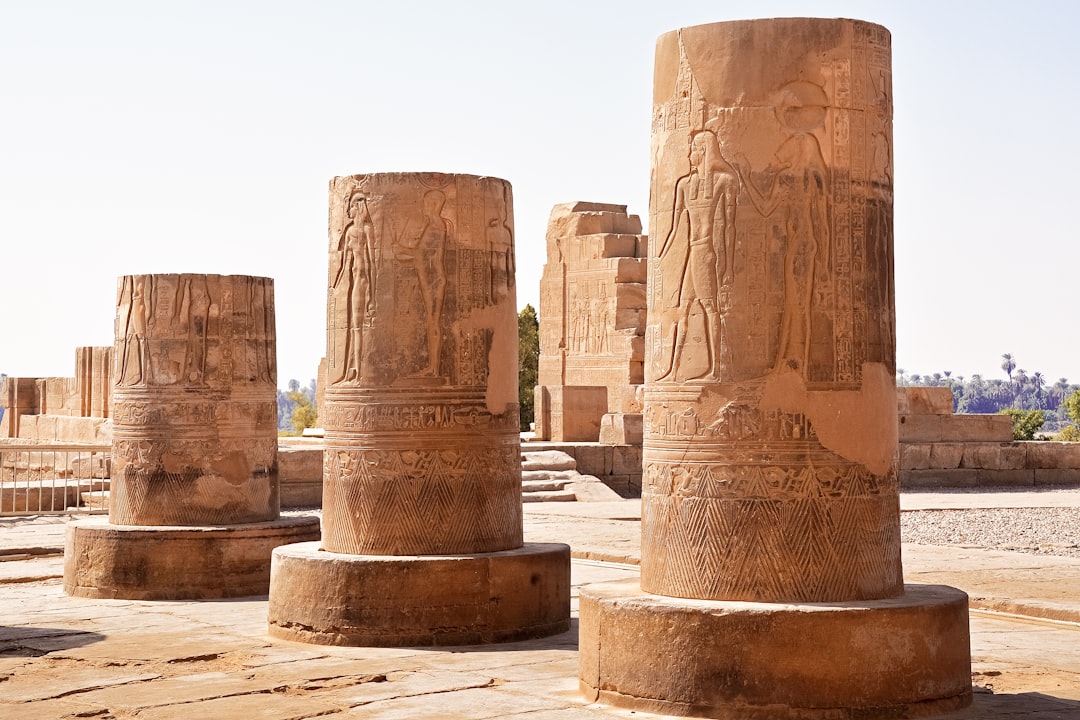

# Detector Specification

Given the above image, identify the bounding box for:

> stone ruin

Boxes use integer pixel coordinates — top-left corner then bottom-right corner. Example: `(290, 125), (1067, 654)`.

(578, 18), (972, 717)
(534, 202), (647, 444)
(63, 274), (320, 600)
(267, 172), (570, 646)
(1, 346), (112, 443)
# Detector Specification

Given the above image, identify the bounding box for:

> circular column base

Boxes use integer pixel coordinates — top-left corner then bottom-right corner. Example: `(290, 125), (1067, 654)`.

(64, 516), (322, 600)
(580, 580), (972, 719)
(268, 542), (571, 646)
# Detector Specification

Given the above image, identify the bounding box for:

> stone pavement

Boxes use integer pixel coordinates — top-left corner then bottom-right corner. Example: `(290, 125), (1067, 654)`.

(2, 492), (1079, 718)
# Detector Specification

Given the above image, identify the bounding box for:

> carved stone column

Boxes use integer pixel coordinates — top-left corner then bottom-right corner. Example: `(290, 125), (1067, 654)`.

(268, 173), (570, 646)
(579, 19), (972, 718)
(64, 274), (320, 600)
(108, 274), (279, 526)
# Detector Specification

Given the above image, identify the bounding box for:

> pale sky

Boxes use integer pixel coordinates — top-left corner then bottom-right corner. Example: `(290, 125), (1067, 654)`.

(2, 1), (1077, 388)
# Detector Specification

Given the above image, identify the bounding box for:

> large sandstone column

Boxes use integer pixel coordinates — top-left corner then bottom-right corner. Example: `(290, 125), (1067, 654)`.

(64, 274), (320, 599)
(320, 174), (522, 554)
(268, 173), (570, 646)
(109, 274), (279, 526)
(579, 19), (972, 718)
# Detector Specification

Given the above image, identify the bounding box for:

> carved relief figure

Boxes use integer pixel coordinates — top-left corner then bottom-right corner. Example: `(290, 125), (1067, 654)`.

(117, 275), (153, 386)
(177, 276), (210, 384)
(738, 81), (831, 378)
(397, 190), (450, 377)
(656, 129), (738, 382)
(332, 191), (377, 384)
(486, 182), (515, 305)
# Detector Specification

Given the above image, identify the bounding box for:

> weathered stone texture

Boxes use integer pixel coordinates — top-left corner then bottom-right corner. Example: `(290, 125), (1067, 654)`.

(320, 173), (523, 556)
(110, 274), (279, 527)
(535, 202), (648, 441)
(641, 17), (901, 604)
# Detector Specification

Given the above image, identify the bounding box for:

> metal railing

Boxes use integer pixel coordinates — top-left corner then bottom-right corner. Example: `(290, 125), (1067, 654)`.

(0, 444), (111, 516)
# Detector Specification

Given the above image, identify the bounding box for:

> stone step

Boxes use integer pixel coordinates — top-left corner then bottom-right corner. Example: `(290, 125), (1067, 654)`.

(521, 451), (577, 472)
(79, 490), (110, 510)
(522, 479), (570, 493)
(522, 489), (577, 503)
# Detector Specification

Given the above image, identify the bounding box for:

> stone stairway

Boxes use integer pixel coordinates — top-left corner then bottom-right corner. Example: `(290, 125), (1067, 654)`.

(521, 450), (622, 502)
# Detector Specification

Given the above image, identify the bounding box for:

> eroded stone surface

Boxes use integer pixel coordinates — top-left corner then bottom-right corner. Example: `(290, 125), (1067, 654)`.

(110, 274), (279, 526)
(641, 18), (901, 603)
(320, 173), (523, 556)
(535, 202), (647, 442)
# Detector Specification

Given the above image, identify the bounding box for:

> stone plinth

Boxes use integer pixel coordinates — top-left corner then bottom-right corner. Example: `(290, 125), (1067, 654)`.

(64, 274), (320, 599)
(268, 542), (569, 646)
(579, 18), (970, 717)
(64, 516), (321, 600)
(580, 580), (972, 719)
(269, 172), (569, 646)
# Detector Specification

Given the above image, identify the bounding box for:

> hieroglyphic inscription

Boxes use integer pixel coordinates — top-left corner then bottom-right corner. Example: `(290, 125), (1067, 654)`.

(111, 274), (279, 527)
(322, 173), (522, 557)
(327, 174), (516, 390)
(645, 19), (899, 603)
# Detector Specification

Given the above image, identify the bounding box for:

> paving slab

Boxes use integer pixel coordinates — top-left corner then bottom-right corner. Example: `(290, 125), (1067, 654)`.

(0, 498), (1078, 717)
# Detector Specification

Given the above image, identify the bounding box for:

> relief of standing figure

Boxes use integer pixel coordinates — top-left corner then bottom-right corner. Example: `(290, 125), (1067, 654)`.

(332, 191), (377, 384)
(397, 190), (450, 378)
(737, 81), (831, 378)
(656, 129), (738, 382)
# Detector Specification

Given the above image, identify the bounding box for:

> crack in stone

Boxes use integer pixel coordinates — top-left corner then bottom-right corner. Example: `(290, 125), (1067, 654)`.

(347, 677), (497, 708)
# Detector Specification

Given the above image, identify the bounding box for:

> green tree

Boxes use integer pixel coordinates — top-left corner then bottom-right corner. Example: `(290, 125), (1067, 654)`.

(999, 408), (1045, 441)
(518, 304), (539, 430)
(285, 378), (318, 435)
(1001, 353), (1016, 384)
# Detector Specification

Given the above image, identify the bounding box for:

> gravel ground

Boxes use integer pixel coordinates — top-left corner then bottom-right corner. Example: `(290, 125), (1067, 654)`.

(901, 506), (1080, 558)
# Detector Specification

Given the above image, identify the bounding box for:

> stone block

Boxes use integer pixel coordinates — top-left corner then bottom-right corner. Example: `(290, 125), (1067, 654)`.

(545, 386), (607, 443)
(599, 414), (643, 445)
(896, 387), (954, 415)
(614, 257), (647, 283)
(1034, 469), (1080, 486)
(278, 446), (324, 507)
(599, 474), (633, 497)
(960, 443), (1027, 470)
(900, 469), (979, 489)
(897, 414), (941, 442)
(614, 308), (645, 334)
(613, 282), (646, 310)
(1025, 441), (1080, 469)
(567, 212), (642, 238)
(928, 443), (966, 469)
(898, 443), (932, 470)
(533, 386), (552, 441)
(973, 469), (1034, 486)
(636, 234), (649, 258)
(611, 444), (643, 475)
(573, 444), (613, 478)
(941, 415), (1015, 442)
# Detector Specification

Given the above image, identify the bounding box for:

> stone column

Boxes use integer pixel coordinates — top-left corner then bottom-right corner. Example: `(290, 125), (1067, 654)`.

(579, 19), (972, 718)
(268, 173), (570, 646)
(64, 274), (320, 599)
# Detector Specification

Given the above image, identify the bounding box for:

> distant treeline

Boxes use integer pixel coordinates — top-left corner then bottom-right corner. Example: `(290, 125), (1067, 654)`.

(899, 353), (1078, 431)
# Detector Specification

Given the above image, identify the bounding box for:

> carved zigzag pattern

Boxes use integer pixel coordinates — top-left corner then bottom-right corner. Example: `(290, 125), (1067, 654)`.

(322, 446), (522, 556)
(642, 492), (902, 602)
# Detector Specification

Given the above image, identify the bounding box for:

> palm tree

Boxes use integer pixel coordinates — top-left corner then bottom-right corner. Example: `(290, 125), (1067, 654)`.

(1053, 378), (1071, 405)
(1001, 353), (1016, 384)
(897, 368), (906, 387)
